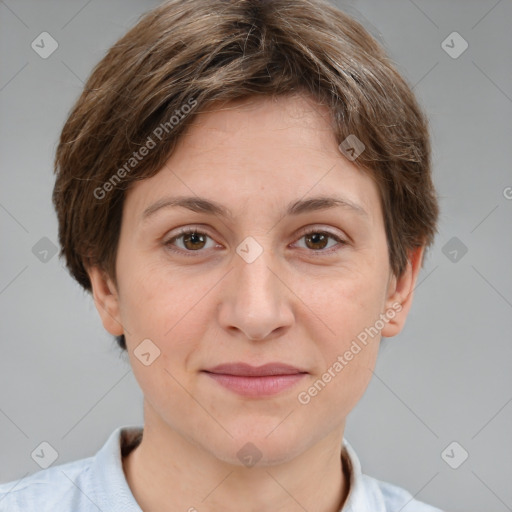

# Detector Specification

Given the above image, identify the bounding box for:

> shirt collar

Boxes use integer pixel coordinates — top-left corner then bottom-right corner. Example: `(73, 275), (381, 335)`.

(340, 438), (381, 511)
(89, 424), (143, 512)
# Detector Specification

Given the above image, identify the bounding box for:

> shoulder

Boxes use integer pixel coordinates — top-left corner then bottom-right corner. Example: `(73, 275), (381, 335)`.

(0, 456), (95, 512)
(359, 473), (444, 511)
(0, 424), (142, 512)
(341, 439), (444, 512)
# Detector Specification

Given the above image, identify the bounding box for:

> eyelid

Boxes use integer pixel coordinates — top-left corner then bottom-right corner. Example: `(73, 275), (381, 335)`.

(293, 224), (346, 241)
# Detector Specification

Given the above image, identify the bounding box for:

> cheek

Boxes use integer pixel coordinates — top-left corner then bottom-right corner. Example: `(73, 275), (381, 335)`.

(116, 253), (199, 336)
(295, 271), (384, 414)
(297, 264), (387, 341)
(296, 343), (379, 427)
(295, 267), (385, 401)
(119, 260), (217, 387)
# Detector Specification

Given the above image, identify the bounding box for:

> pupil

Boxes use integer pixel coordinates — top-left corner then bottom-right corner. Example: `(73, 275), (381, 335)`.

(185, 233), (204, 249)
(308, 233), (327, 249)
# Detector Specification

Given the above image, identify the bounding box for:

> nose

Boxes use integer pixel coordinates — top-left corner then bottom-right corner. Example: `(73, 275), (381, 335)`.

(217, 240), (295, 341)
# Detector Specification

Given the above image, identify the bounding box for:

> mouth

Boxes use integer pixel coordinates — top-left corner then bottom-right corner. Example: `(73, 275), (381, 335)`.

(201, 362), (308, 397)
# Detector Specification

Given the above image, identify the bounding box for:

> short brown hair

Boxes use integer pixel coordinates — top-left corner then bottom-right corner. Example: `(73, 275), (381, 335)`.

(52, 0), (439, 351)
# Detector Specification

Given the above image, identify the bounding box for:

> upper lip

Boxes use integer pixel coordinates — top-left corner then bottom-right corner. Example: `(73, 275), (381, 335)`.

(203, 362), (308, 376)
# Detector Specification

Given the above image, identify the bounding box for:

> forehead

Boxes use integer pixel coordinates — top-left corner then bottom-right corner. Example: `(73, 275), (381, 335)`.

(123, 94), (381, 226)
(189, 94), (337, 150)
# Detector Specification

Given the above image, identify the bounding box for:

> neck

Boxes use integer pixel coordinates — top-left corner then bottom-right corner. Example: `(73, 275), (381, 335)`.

(123, 416), (349, 512)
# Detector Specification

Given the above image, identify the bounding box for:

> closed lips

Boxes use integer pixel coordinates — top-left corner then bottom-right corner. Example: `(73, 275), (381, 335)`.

(202, 362), (308, 376)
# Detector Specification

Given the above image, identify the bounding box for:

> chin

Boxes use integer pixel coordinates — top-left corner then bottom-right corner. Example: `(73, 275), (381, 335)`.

(212, 418), (310, 467)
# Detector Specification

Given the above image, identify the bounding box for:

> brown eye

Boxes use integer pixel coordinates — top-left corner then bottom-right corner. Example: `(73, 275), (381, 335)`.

(304, 232), (330, 250)
(165, 228), (216, 253)
(181, 231), (207, 250)
(294, 229), (347, 254)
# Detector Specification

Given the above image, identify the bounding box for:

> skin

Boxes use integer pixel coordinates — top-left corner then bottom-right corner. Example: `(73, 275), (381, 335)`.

(87, 93), (424, 512)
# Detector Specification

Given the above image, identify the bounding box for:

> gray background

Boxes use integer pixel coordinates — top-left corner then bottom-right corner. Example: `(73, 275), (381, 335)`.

(1, 1), (511, 511)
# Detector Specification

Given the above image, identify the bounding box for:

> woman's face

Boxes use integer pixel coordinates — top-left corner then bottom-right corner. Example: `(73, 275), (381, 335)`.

(89, 94), (418, 465)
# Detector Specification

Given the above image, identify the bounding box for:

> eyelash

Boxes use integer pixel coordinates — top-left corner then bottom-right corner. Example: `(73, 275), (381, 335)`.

(164, 226), (348, 257)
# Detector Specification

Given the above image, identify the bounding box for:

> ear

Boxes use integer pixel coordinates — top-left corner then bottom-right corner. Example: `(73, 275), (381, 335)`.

(380, 246), (425, 338)
(86, 265), (124, 336)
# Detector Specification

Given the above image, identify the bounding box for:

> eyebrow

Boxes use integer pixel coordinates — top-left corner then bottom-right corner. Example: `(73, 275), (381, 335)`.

(140, 194), (369, 223)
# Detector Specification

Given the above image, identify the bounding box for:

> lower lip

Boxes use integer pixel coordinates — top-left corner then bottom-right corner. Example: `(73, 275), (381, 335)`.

(203, 372), (307, 397)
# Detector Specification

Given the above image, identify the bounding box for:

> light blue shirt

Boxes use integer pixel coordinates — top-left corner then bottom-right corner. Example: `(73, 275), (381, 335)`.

(0, 425), (443, 511)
